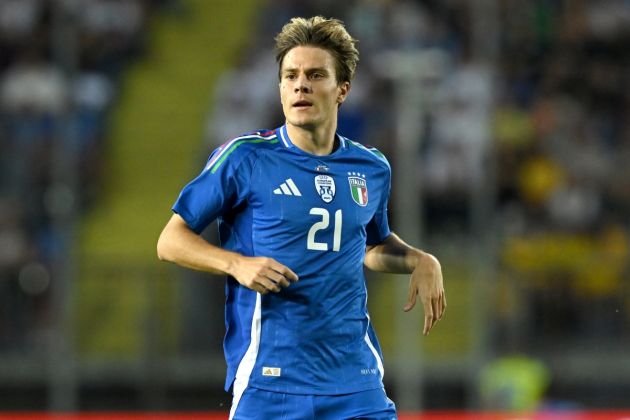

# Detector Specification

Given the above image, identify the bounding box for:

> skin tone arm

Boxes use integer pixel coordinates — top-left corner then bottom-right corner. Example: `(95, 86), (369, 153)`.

(364, 233), (446, 336)
(158, 216), (444, 333)
(157, 214), (298, 295)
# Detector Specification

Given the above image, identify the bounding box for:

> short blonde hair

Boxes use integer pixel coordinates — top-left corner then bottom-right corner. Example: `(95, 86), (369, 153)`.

(274, 16), (359, 84)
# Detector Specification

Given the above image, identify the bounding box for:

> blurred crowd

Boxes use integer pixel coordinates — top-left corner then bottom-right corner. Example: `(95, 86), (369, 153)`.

(208, 0), (630, 350)
(0, 0), (160, 350)
(492, 0), (629, 347)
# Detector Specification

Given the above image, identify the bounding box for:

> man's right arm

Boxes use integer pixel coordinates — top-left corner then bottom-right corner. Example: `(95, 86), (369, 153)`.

(157, 214), (298, 294)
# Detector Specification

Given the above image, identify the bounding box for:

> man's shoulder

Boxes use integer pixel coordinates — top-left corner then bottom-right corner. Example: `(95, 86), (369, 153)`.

(220, 129), (281, 154)
(205, 129), (280, 173)
(343, 137), (390, 170)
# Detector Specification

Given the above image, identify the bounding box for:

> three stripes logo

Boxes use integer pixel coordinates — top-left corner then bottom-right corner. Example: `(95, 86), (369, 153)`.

(273, 178), (302, 196)
(262, 366), (281, 377)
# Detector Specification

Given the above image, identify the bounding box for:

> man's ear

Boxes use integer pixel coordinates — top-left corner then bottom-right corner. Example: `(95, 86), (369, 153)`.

(337, 81), (351, 104)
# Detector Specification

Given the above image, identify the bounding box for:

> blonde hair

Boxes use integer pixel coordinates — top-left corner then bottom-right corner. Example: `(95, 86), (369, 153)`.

(274, 16), (359, 84)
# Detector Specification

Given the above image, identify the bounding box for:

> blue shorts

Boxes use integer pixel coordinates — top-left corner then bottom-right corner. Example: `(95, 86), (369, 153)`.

(230, 387), (397, 420)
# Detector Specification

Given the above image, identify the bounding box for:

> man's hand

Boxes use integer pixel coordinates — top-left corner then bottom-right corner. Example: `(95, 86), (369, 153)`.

(364, 233), (447, 336)
(229, 256), (299, 294)
(158, 214), (298, 294)
(403, 253), (446, 335)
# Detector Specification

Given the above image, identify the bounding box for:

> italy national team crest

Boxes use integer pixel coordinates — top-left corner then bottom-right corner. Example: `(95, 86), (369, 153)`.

(348, 173), (368, 206)
(314, 175), (335, 203)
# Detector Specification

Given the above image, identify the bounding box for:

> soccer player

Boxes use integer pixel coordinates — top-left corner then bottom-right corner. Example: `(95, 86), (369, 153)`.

(157, 16), (446, 420)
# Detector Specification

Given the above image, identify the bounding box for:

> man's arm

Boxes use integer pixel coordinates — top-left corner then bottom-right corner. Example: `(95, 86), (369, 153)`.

(364, 232), (446, 335)
(157, 214), (298, 294)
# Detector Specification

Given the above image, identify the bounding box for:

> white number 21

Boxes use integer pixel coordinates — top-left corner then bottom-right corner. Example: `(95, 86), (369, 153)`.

(307, 208), (342, 252)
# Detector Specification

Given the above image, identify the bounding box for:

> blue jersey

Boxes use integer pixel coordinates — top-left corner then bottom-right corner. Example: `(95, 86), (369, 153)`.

(173, 125), (392, 396)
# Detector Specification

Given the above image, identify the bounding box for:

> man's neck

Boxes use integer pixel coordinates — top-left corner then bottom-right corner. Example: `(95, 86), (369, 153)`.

(286, 121), (337, 156)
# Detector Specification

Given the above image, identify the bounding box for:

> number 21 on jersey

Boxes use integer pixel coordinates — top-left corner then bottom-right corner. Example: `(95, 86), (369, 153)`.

(307, 208), (342, 252)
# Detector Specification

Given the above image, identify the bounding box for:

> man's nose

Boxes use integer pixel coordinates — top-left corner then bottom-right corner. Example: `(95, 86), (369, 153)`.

(294, 75), (311, 93)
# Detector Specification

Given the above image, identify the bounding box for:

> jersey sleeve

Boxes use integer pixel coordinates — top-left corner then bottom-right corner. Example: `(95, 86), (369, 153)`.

(365, 164), (392, 246)
(172, 145), (253, 233)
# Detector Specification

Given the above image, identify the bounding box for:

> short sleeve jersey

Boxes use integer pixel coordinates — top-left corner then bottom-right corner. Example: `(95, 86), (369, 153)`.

(173, 125), (392, 395)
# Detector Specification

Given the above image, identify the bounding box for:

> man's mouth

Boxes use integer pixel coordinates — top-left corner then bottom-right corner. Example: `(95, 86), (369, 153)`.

(293, 100), (313, 108)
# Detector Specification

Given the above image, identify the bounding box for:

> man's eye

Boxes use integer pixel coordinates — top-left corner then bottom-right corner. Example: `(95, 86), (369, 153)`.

(285, 74), (296, 80)
(311, 73), (324, 79)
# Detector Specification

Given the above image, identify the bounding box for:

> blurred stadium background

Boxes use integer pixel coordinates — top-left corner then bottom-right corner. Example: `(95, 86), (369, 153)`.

(0, 0), (629, 417)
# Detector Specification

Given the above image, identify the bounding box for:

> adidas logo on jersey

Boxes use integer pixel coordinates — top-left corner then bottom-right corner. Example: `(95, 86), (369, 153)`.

(262, 366), (281, 377)
(273, 178), (302, 196)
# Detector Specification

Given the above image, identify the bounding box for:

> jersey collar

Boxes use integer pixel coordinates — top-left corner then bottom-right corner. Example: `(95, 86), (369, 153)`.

(277, 124), (347, 151)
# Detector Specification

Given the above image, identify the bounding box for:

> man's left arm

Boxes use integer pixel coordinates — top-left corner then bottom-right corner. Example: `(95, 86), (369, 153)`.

(364, 232), (446, 335)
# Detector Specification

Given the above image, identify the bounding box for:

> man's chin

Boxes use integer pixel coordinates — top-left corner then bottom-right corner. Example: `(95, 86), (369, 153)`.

(287, 119), (317, 131)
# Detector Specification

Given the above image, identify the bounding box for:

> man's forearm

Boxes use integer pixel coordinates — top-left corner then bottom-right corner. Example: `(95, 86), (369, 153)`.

(364, 232), (427, 274)
(157, 214), (241, 275)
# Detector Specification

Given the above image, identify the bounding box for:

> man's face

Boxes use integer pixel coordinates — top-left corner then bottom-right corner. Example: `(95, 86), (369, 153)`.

(279, 46), (350, 131)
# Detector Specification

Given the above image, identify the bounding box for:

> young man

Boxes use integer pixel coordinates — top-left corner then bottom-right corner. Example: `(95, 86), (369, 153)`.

(157, 16), (446, 420)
